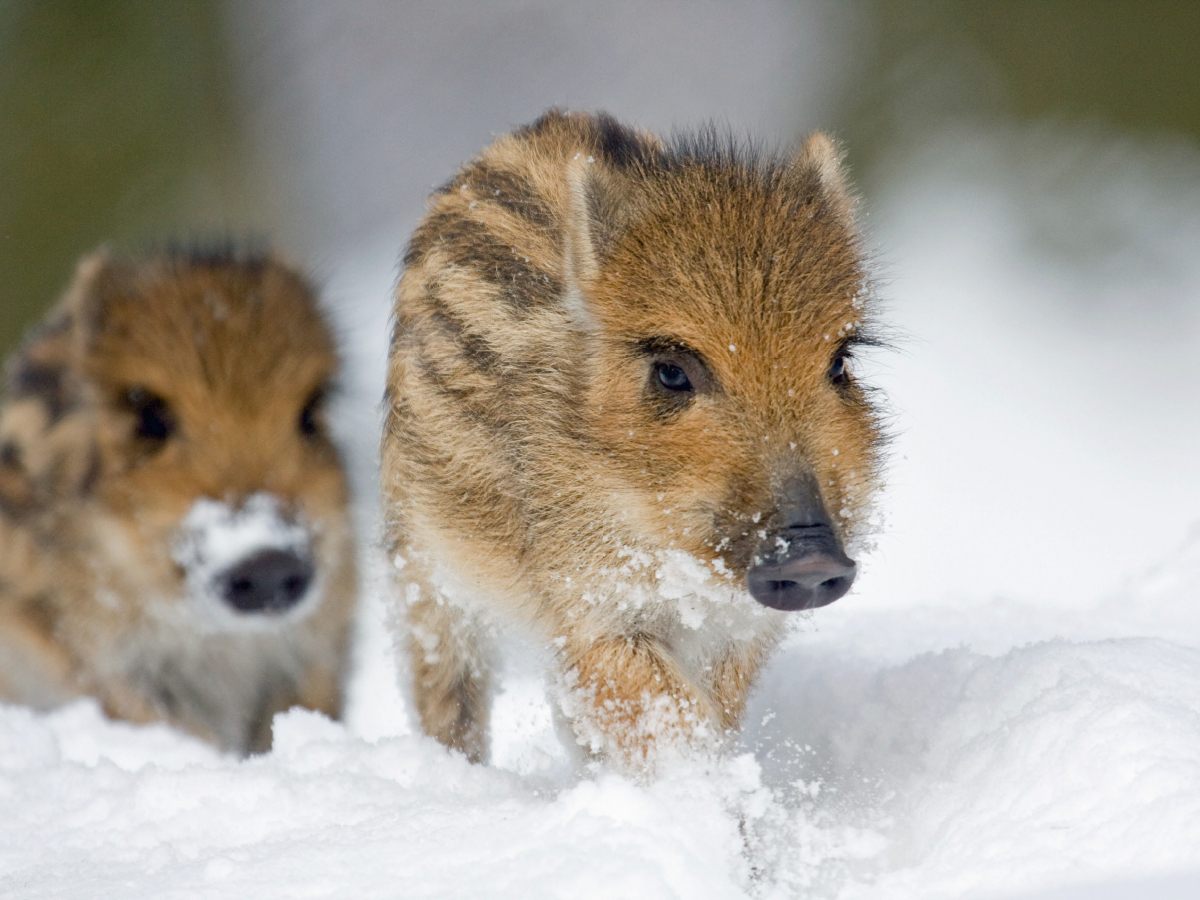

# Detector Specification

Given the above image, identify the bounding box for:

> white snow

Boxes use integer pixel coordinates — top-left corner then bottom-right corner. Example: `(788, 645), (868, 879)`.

(174, 495), (310, 581)
(171, 493), (318, 629)
(3, 124), (1200, 898)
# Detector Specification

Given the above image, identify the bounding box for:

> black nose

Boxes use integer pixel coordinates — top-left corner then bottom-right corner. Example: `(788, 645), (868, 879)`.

(219, 549), (314, 613)
(746, 530), (856, 611)
(743, 471), (857, 610)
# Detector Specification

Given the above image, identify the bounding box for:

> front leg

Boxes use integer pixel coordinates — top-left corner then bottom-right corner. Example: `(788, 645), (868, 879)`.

(407, 590), (491, 763)
(0, 603), (78, 709)
(558, 633), (723, 776)
(94, 668), (227, 749)
(705, 633), (782, 732)
(293, 658), (345, 722)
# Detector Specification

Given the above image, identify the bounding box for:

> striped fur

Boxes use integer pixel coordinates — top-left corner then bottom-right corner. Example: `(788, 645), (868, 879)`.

(384, 110), (885, 774)
(0, 249), (357, 754)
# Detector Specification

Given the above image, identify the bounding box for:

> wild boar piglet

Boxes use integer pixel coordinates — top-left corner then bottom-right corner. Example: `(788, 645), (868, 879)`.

(384, 110), (885, 773)
(0, 248), (357, 754)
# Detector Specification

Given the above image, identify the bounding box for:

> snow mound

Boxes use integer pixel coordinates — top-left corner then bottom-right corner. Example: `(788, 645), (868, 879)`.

(0, 702), (750, 899)
(749, 638), (1200, 897)
(4, 625), (1200, 897)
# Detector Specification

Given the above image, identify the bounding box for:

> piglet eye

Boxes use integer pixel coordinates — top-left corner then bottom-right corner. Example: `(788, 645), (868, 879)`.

(125, 388), (175, 445)
(654, 362), (693, 393)
(828, 355), (849, 386)
(299, 389), (324, 438)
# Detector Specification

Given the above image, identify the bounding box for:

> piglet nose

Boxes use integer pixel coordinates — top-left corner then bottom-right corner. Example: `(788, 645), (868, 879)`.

(746, 530), (856, 611)
(219, 549), (314, 613)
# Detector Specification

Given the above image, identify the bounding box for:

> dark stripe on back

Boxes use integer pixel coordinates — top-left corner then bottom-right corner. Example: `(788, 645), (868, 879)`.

(414, 355), (471, 405)
(424, 293), (501, 375)
(592, 113), (660, 171)
(413, 347), (515, 435)
(470, 164), (556, 232)
(406, 213), (563, 312)
(9, 361), (72, 424)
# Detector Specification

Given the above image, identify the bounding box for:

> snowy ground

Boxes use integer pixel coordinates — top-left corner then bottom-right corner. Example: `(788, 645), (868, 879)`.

(3, 126), (1200, 898)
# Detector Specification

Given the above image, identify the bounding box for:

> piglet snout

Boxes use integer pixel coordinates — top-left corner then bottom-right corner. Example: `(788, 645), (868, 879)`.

(219, 548), (314, 613)
(175, 493), (318, 622)
(746, 527), (856, 611)
(746, 473), (858, 611)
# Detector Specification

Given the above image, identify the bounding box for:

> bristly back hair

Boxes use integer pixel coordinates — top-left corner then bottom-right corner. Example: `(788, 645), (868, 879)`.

(151, 236), (273, 275)
(665, 121), (776, 174)
(563, 111), (800, 186)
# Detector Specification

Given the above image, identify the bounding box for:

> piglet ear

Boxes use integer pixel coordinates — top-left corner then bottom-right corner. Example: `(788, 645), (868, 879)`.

(564, 155), (649, 332)
(62, 249), (138, 346)
(561, 113), (665, 333)
(792, 132), (857, 228)
(0, 251), (124, 517)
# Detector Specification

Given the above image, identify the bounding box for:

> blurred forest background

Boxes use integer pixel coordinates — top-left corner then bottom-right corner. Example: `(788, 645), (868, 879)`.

(4, 0), (1198, 355)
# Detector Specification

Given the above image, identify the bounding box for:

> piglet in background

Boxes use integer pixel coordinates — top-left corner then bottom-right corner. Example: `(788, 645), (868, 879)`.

(0, 247), (358, 754)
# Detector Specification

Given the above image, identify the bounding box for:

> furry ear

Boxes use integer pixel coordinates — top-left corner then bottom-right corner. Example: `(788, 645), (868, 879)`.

(562, 157), (601, 333)
(561, 114), (666, 333)
(61, 249), (138, 349)
(0, 308), (85, 518)
(793, 132), (856, 227)
(0, 251), (127, 517)
(567, 163), (642, 277)
(563, 160), (646, 332)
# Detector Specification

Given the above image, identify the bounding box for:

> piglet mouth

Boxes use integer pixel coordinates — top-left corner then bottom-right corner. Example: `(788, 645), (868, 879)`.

(745, 525), (857, 611)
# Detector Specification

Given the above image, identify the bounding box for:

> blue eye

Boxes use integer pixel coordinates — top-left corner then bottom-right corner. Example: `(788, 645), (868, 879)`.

(655, 362), (692, 392)
(828, 355), (849, 385)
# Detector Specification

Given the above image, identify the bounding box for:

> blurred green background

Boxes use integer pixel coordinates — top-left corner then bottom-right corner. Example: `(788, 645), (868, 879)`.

(2, 0), (1199, 357)
(0, 0), (253, 356)
(842, 1), (1200, 159)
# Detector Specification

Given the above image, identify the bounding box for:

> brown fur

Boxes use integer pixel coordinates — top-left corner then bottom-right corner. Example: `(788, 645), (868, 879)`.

(384, 111), (884, 774)
(0, 248), (357, 754)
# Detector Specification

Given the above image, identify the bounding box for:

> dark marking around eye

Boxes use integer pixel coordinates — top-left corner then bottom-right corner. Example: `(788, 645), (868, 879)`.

(635, 338), (718, 418)
(299, 388), (325, 439)
(125, 388), (175, 445)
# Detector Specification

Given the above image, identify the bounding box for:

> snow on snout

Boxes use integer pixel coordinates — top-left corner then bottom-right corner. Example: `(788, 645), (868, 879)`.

(172, 493), (318, 629)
